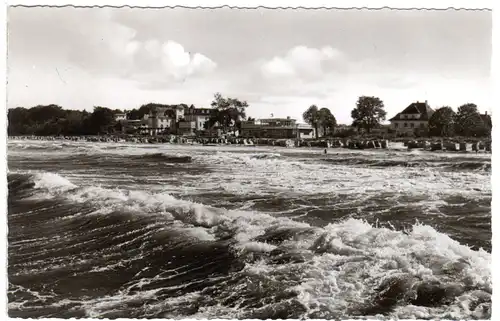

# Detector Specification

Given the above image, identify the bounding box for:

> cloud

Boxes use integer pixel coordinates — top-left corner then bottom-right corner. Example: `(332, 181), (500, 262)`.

(8, 8), (217, 88)
(124, 39), (217, 85)
(261, 45), (344, 79)
(162, 41), (217, 78)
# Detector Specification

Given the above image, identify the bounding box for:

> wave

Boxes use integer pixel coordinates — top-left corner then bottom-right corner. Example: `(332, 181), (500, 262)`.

(133, 153), (192, 163)
(446, 162), (492, 171)
(249, 153), (282, 160)
(321, 157), (491, 171)
(8, 142), (64, 151)
(7, 171), (492, 319)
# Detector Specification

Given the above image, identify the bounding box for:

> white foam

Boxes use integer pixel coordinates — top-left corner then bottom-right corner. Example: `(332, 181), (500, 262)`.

(272, 218), (492, 319)
(235, 241), (277, 253)
(193, 150), (490, 199)
(20, 179), (492, 319)
(181, 227), (216, 242)
(33, 172), (77, 193)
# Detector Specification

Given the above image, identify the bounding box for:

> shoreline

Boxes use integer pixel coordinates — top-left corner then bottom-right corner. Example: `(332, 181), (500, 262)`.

(8, 135), (492, 154)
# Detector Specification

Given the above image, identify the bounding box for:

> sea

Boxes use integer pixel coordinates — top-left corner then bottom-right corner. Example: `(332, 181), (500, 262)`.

(7, 139), (492, 319)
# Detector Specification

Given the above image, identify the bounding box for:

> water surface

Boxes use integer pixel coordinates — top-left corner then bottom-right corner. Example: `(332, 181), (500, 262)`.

(7, 139), (491, 319)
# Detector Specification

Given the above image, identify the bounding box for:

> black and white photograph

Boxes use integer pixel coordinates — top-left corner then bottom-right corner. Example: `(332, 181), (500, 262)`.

(5, 3), (493, 319)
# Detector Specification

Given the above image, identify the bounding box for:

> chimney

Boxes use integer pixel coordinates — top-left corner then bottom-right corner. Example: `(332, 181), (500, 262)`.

(485, 111), (488, 115)
(425, 100), (428, 105)
(287, 116), (290, 120)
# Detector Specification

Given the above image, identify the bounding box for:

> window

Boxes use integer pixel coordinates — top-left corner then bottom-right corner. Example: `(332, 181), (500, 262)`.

(420, 123), (425, 128)
(404, 123), (408, 127)
(410, 123), (414, 128)
(394, 123), (399, 128)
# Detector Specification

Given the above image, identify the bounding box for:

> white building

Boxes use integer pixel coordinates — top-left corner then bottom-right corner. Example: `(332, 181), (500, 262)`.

(143, 106), (177, 134)
(115, 113), (127, 122)
(240, 116), (315, 139)
(389, 101), (435, 135)
(184, 106), (212, 131)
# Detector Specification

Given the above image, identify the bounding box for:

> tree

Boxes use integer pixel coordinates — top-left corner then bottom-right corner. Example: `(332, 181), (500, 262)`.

(8, 107), (31, 135)
(207, 93), (248, 133)
(318, 108), (337, 137)
(303, 105), (321, 138)
(7, 105), (87, 136)
(87, 106), (116, 134)
(351, 96), (386, 133)
(63, 110), (89, 135)
(428, 106), (456, 137)
(127, 103), (156, 120)
(28, 104), (67, 123)
(454, 103), (487, 137)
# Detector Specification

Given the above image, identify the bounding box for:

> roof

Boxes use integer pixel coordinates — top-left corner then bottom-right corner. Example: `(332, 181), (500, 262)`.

(389, 102), (435, 121)
(185, 108), (213, 116)
(260, 118), (296, 122)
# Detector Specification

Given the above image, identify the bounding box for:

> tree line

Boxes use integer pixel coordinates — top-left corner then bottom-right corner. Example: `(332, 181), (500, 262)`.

(428, 104), (491, 137)
(8, 93), (490, 139)
(8, 105), (121, 136)
(302, 96), (386, 138)
(302, 96), (491, 138)
(7, 93), (249, 136)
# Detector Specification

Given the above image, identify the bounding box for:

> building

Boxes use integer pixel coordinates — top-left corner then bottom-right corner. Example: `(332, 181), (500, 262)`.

(120, 119), (145, 134)
(115, 113), (127, 122)
(389, 101), (435, 135)
(177, 121), (197, 136)
(142, 105), (186, 135)
(296, 123), (315, 139)
(144, 109), (174, 135)
(184, 106), (213, 131)
(240, 116), (315, 139)
(138, 105), (217, 135)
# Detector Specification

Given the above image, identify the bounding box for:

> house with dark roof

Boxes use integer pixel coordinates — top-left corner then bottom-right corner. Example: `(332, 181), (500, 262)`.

(389, 101), (435, 135)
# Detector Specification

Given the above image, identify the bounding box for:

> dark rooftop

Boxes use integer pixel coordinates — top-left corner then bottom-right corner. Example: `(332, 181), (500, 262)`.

(389, 101), (435, 121)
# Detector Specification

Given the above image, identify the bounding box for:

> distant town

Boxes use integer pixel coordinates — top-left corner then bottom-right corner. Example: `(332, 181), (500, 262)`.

(8, 93), (492, 142)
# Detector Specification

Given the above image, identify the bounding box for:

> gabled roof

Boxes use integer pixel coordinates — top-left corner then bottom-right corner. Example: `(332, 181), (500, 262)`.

(389, 102), (435, 121)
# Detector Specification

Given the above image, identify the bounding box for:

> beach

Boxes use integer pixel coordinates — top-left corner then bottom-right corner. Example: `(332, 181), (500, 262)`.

(7, 139), (492, 319)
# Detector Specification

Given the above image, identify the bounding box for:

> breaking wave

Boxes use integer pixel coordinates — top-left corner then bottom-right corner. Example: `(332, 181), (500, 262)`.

(8, 142), (64, 151)
(321, 157), (491, 171)
(7, 171), (492, 319)
(249, 153), (282, 160)
(133, 153), (193, 163)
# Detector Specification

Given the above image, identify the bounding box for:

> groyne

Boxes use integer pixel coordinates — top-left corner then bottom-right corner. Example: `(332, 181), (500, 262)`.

(404, 139), (491, 153)
(8, 135), (491, 153)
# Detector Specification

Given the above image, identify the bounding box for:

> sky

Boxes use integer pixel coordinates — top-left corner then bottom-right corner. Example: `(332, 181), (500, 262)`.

(7, 7), (492, 124)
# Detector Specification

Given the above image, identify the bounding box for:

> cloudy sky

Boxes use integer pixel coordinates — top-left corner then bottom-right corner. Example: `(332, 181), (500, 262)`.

(7, 7), (492, 124)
